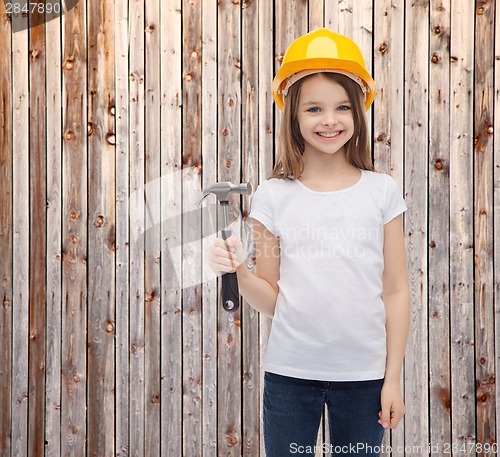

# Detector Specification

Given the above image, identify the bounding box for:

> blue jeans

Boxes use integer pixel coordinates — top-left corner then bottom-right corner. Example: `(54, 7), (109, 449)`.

(263, 372), (385, 456)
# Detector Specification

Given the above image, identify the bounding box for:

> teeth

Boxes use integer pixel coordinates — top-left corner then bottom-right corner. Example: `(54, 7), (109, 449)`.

(317, 131), (341, 138)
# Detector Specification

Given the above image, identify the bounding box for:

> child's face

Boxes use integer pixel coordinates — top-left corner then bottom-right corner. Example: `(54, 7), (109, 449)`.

(296, 73), (355, 159)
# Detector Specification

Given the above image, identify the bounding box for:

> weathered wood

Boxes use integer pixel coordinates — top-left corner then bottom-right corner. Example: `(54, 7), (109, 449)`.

(10, 19), (30, 457)
(494, 0), (500, 448)
(87, 0), (116, 455)
(61, 2), (87, 455)
(309, 0), (324, 30)
(144, 0), (161, 455)
(217, 1), (243, 455)
(403, 0), (430, 454)
(161, 1), (183, 456)
(128, 0), (146, 453)
(428, 0), (452, 453)
(449, 0), (476, 449)
(182, 0), (203, 455)
(45, 9), (62, 457)
(242, 0), (260, 454)
(0, 5), (12, 455)
(28, 9), (47, 457)
(2, 2), (500, 455)
(257, 1), (275, 455)
(201, 0), (218, 455)
(474, 1), (496, 453)
(114, 0), (130, 453)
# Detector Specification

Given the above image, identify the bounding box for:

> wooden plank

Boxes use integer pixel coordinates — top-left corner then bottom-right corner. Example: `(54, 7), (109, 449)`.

(11, 20), (30, 457)
(372, 0), (405, 454)
(325, 0), (339, 32)
(28, 9), (47, 457)
(144, 0), (161, 454)
(217, 1), (243, 455)
(242, 0), (260, 454)
(473, 0), (496, 451)
(494, 0), (500, 448)
(0, 4), (12, 455)
(449, 0), (476, 449)
(201, 0), (218, 455)
(128, 0), (146, 453)
(87, 0), (116, 455)
(114, 0), (130, 453)
(45, 8), (63, 456)
(309, 0), (324, 30)
(160, 1), (182, 455)
(428, 0), (452, 453)
(61, 1), (88, 454)
(182, 0), (203, 455)
(257, 0), (274, 455)
(403, 0), (429, 454)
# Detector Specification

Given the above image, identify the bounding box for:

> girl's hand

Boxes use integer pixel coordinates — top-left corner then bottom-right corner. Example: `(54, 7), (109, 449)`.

(208, 235), (245, 274)
(378, 380), (405, 429)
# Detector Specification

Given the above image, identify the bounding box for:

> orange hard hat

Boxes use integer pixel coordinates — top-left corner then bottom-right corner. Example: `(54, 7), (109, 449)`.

(272, 28), (376, 111)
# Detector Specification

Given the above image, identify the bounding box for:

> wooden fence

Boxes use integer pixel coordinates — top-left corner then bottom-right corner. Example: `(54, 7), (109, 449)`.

(0, 0), (498, 455)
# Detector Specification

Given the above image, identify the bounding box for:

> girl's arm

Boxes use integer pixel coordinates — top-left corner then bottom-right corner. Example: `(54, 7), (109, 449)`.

(379, 213), (410, 429)
(209, 219), (280, 318)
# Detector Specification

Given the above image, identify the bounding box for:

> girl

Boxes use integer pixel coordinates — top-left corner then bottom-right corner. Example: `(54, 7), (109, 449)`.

(209, 28), (410, 457)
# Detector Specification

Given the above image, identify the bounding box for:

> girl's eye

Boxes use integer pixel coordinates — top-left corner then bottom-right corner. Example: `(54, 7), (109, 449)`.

(338, 105), (351, 111)
(307, 107), (321, 113)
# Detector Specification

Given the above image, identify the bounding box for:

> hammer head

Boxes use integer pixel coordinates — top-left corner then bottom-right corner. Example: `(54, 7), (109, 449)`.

(197, 181), (252, 205)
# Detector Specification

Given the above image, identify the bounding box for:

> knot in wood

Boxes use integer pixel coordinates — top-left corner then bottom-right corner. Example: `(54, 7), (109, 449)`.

(65, 130), (74, 141)
(70, 211), (79, 221)
(379, 42), (388, 54)
(31, 48), (41, 59)
(71, 235), (79, 244)
(106, 132), (116, 145)
(87, 122), (94, 136)
(105, 320), (114, 334)
(221, 128), (230, 137)
(431, 54), (439, 64)
(64, 60), (74, 71)
(3, 300), (10, 309)
(151, 395), (160, 404)
(191, 50), (198, 60)
(477, 6), (484, 15)
(30, 331), (37, 340)
(487, 125), (493, 134)
(96, 215), (104, 227)
(184, 72), (193, 82)
(228, 97), (235, 107)
(225, 430), (239, 447)
(376, 134), (384, 142)
(434, 158), (444, 170)
(109, 106), (116, 116)
(434, 26), (441, 35)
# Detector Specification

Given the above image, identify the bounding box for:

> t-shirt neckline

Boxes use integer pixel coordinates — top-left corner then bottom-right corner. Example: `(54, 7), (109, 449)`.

(295, 169), (365, 195)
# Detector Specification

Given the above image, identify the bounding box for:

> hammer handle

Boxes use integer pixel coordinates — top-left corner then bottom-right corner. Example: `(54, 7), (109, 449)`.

(221, 228), (239, 312)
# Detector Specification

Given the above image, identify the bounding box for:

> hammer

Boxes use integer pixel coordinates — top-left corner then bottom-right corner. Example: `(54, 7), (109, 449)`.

(197, 182), (253, 312)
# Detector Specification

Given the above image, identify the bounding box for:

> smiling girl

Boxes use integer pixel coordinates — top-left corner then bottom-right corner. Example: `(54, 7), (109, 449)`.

(209, 28), (410, 457)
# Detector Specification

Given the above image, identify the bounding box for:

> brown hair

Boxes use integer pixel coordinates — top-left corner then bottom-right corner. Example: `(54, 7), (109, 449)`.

(270, 72), (374, 179)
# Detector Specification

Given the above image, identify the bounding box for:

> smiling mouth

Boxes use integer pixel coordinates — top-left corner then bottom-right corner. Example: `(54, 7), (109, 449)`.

(316, 131), (342, 138)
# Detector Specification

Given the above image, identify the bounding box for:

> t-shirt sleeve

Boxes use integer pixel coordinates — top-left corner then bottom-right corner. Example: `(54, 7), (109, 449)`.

(249, 180), (278, 236)
(382, 174), (408, 225)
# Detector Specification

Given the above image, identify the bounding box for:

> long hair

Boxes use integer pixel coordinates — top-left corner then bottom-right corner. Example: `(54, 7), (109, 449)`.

(271, 72), (374, 179)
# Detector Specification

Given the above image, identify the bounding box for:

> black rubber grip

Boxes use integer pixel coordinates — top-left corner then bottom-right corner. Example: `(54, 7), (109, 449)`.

(222, 271), (240, 312)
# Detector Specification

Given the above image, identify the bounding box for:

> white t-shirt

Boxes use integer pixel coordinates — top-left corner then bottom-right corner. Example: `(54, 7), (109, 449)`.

(249, 169), (408, 381)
